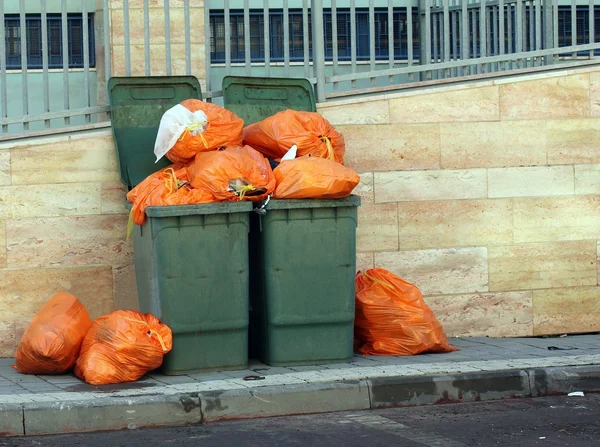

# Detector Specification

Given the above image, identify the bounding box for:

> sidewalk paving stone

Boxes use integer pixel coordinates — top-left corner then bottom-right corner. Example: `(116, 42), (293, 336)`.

(1, 334), (600, 436)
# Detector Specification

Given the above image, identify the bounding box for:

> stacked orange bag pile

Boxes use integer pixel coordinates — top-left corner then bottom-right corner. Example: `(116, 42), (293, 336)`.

(243, 109), (360, 200)
(130, 104), (361, 227)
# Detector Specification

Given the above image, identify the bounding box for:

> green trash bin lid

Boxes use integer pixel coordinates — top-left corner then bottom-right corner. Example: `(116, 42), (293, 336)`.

(108, 76), (202, 189)
(222, 76), (316, 125)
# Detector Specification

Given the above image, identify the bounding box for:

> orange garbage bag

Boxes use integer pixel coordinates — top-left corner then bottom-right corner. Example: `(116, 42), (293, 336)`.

(155, 99), (244, 165)
(354, 268), (457, 356)
(242, 110), (345, 163)
(273, 156), (360, 199)
(14, 293), (93, 375)
(126, 166), (215, 227)
(188, 145), (276, 202)
(74, 310), (172, 385)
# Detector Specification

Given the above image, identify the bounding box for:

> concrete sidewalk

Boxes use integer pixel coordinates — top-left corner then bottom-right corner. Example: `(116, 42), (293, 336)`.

(2, 334), (600, 436)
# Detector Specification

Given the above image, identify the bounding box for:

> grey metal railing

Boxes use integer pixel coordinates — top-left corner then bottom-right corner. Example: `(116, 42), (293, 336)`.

(0, 0), (111, 139)
(1, 0), (599, 140)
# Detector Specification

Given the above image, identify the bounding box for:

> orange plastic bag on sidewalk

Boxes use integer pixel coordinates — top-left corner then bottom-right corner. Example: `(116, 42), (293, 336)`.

(74, 310), (172, 385)
(188, 145), (276, 202)
(242, 110), (345, 163)
(273, 156), (360, 199)
(14, 293), (93, 375)
(154, 99), (244, 164)
(354, 269), (457, 356)
(126, 166), (215, 228)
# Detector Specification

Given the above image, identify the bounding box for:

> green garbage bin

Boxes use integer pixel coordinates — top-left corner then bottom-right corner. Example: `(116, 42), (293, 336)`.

(109, 76), (251, 374)
(223, 76), (361, 366)
(250, 196), (361, 366)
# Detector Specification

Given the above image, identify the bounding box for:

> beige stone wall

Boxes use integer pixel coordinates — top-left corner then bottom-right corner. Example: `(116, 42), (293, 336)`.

(319, 65), (600, 339)
(0, 131), (135, 357)
(1, 65), (599, 356)
(108, 0), (205, 82)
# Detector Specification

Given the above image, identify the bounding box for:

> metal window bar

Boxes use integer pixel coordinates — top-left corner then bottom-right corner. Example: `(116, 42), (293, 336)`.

(312, 0), (326, 101)
(82, 0), (90, 122)
(552, 0), (558, 61)
(499, 0), (505, 63)
(19, 0), (28, 130)
(244, 0), (251, 75)
(444, 0), (451, 78)
(303, 0), (310, 78)
(224, 0), (231, 74)
(480, 0), (487, 72)
(535, 0), (542, 64)
(590, 0), (595, 50)
(263, 0), (270, 76)
(492, 4), (498, 70)
(486, 3), (492, 61)
(452, 6), (458, 77)
(516, 0), (523, 67)
(433, 11), (439, 66)
(461, 0), (468, 75)
(387, 0), (393, 83)
(283, 0), (290, 76)
(103, 0), (111, 84)
(60, 1), (69, 125)
(571, 0), (577, 57)
(407, 2), (414, 80)
(332, 0), (339, 87)
(507, 3), (513, 68)
(471, 8), (477, 73)
(369, 0), (375, 84)
(41, 0), (50, 128)
(204, 1), (212, 97)
(350, 0), (357, 86)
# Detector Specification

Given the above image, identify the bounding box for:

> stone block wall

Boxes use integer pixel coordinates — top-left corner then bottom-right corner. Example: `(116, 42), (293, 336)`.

(1, 64), (599, 356)
(0, 131), (134, 357)
(319, 65), (600, 339)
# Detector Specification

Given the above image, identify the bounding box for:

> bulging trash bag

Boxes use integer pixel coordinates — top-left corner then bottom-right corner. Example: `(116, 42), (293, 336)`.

(188, 145), (276, 202)
(273, 156), (360, 199)
(242, 110), (345, 163)
(154, 100), (244, 164)
(14, 293), (93, 375)
(74, 310), (173, 385)
(126, 166), (215, 228)
(354, 268), (457, 356)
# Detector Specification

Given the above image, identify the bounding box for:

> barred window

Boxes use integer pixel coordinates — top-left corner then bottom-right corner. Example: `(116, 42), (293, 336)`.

(4, 14), (95, 70)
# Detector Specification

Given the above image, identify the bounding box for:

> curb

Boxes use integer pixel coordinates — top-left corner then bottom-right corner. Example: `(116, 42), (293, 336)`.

(2, 365), (599, 436)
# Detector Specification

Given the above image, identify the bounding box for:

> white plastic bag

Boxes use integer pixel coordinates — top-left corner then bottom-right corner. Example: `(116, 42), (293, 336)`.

(154, 104), (208, 162)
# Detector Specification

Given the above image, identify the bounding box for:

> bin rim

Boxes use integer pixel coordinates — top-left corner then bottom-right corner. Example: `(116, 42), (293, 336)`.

(143, 201), (254, 217)
(257, 195), (361, 211)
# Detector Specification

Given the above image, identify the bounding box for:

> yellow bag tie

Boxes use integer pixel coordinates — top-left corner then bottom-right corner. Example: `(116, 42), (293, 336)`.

(320, 135), (335, 161)
(178, 122), (209, 149)
(123, 317), (169, 352)
(237, 184), (257, 201)
(363, 271), (395, 291)
(126, 207), (135, 242)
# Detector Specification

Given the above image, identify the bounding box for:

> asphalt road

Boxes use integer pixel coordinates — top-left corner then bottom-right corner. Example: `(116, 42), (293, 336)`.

(2, 394), (600, 447)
